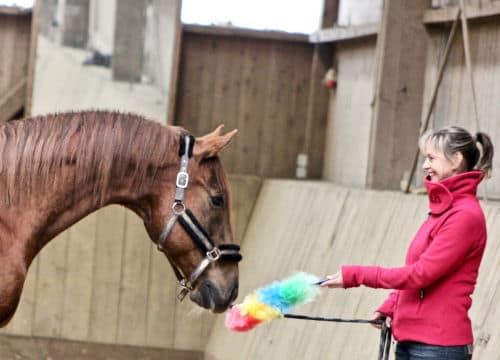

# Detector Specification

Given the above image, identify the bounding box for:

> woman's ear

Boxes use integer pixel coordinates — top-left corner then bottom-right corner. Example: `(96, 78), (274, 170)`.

(452, 151), (465, 171)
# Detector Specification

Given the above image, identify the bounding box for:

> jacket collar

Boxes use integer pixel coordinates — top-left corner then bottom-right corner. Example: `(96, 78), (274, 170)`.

(424, 171), (483, 215)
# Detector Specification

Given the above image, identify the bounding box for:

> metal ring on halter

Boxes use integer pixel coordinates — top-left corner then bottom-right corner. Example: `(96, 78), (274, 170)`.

(172, 202), (185, 215)
(206, 248), (221, 261)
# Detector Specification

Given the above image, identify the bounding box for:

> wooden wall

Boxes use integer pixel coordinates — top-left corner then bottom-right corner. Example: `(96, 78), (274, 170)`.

(422, 19), (500, 198)
(205, 179), (500, 360)
(0, 7), (32, 123)
(0, 176), (262, 351)
(322, 38), (377, 187)
(174, 26), (329, 179)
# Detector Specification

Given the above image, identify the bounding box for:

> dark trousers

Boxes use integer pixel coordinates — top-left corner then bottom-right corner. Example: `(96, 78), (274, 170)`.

(395, 341), (473, 360)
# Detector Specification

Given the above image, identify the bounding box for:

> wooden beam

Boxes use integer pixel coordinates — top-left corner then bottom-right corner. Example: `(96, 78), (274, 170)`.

(112, 0), (147, 82)
(0, 6), (32, 15)
(321, 0), (340, 28)
(302, 0), (339, 178)
(367, 0), (431, 190)
(423, 3), (500, 24)
(166, 0), (182, 125)
(183, 24), (308, 43)
(0, 78), (27, 123)
(0, 334), (203, 360)
(25, 0), (41, 118)
(309, 23), (379, 44)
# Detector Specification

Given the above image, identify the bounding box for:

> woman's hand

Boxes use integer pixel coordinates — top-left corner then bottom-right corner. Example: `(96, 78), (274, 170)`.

(319, 271), (343, 288)
(371, 311), (392, 330)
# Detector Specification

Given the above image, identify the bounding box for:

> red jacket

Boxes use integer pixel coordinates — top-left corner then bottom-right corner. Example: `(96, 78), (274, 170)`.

(341, 171), (487, 346)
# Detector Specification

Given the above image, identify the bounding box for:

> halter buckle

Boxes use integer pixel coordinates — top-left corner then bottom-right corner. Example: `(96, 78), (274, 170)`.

(176, 171), (189, 188)
(206, 247), (221, 262)
(177, 278), (193, 301)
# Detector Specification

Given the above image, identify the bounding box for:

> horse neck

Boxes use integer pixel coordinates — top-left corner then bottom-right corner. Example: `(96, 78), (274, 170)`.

(30, 131), (179, 254)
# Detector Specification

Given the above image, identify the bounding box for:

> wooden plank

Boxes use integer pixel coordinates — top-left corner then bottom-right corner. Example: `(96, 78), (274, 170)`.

(321, 0), (340, 28)
(24, 0), (40, 117)
(0, 6), (32, 15)
(228, 175), (263, 244)
(144, 246), (177, 348)
(183, 24), (308, 43)
(116, 212), (152, 345)
(166, 0), (182, 125)
(421, 21), (500, 197)
(303, 43), (331, 178)
(60, 213), (97, 340)
(322, 39), (377, 187)
(32, 232), (69, 337)
(367, 0), (431, 190)
(174, 33), (206, 129)
(0, 334), (203, 360)
(112, 0), (147, 82)
(288, 42), (314, 177)
(61, 0), (89, 48)
(209, 36), (243, 172)
(88, 206), (126, 343)
(175, 32), (320, 178)
(233, 38), (271, 175)
(423, 3), (500, 24)
(309, 23), (379, 44)
(0, 258), (39, 336)
(0, 78), (27, 123)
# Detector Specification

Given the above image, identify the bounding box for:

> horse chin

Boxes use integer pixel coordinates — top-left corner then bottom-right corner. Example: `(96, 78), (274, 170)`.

(190, 279), (238, 313)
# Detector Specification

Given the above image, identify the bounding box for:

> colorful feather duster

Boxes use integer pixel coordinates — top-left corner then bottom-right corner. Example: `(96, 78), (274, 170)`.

(225, 272), (322, 332)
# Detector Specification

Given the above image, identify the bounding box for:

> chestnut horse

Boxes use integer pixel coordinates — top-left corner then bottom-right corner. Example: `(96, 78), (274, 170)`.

(0, 110), (241, 327)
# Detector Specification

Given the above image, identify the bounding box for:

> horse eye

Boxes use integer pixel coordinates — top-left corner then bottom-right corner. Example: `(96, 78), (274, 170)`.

(210, 195), (225, 208)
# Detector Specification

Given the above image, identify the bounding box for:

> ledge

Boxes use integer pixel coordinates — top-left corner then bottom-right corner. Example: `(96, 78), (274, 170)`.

(182, 24), (308, 43)
(309, 23), (379, 44)
(423, 4), (500, 24)
(0, 6), (32, 15)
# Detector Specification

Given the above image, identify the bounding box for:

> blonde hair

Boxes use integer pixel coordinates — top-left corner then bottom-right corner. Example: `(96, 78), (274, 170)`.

(419, 126), (494, 178)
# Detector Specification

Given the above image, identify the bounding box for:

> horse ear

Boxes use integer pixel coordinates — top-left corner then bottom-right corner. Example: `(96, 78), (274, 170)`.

(194, 125), (238, 159)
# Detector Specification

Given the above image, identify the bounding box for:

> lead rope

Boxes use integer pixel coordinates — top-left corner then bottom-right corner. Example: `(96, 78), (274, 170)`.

(283, 314), (392, 360)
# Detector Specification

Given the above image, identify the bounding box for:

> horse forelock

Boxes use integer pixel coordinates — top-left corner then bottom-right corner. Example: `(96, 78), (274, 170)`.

(0, 110), (179, 206)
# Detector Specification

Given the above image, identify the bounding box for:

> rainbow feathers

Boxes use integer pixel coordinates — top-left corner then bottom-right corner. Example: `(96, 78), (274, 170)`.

(225, 272), (321, 332)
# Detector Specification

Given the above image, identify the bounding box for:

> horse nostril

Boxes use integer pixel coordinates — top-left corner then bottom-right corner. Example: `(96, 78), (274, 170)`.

(229, 283), (238, 303)
(200, 281), (216, 306)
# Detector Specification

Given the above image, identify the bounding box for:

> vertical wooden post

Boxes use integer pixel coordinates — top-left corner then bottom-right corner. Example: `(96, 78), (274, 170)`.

(166, 0), (182, 125)
(25, 0), (42, 117)
(61, 0), (89, 48)
(366, 0), (431, 190)
(303, 0), (339, 178)
(112, 0), (147, 82)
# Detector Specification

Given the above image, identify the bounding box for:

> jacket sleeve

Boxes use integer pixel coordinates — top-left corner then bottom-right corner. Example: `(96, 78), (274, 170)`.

(342, 210), (484, 290)
(376, 291), (398, 317)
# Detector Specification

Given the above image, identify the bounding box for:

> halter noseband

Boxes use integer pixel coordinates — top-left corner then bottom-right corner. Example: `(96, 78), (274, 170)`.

(156, 134), (242, 301)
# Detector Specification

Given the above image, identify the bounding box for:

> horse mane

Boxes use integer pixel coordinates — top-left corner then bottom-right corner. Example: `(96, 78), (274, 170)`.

(0, 110), (179, 206)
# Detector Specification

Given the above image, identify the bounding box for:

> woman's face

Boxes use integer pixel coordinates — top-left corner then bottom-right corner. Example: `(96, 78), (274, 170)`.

(422, 145), (461, 182)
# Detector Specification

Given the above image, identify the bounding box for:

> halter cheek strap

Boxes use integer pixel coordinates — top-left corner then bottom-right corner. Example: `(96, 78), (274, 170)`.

(157, 134), (242, 301)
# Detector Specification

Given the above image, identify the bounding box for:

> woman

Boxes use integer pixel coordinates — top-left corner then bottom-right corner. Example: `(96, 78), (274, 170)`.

(321, 126), (494, 360)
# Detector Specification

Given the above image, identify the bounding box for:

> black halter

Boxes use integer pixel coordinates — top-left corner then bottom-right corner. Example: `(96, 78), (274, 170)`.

(156, 134), (242, 301)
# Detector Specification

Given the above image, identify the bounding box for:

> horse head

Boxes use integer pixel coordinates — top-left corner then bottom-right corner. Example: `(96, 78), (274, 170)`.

(149, 125), (241, 313)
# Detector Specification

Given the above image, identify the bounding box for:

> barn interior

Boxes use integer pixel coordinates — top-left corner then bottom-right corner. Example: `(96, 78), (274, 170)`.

(1, 0), (500, 359)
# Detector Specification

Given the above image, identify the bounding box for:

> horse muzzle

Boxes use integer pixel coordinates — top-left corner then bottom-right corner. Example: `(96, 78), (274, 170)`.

(190, 278), (239, 313)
